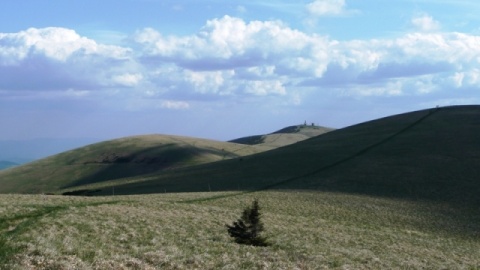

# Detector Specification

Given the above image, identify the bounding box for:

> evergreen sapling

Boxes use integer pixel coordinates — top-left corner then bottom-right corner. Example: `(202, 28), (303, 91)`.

(226, 199), (268, 246)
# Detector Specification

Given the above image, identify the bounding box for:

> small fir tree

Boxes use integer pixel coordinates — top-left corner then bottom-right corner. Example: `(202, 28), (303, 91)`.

(226, 199), (268, 246)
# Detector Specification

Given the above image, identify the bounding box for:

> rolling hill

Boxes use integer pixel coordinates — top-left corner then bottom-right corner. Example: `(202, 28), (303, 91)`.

(0, 134), (274, 194)
(61, 105), (480, 209)
(0, 125), (330, 194)
(2, 105), (480, 211)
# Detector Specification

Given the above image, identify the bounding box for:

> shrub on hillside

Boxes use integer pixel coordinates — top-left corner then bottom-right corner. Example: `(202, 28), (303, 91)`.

(226, 199), (269, 247)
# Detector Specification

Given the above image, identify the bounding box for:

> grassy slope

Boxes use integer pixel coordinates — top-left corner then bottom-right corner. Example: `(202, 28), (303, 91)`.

(229, 125), (333, 148)
(0, 134), (271, 194)
(91, 106), (480, 208)
(1, 191), (479, 269)
(0, 125), (328, 194)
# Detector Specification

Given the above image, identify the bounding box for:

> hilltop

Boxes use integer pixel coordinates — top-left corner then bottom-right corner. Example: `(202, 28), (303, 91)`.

(230, 124), (333, 148)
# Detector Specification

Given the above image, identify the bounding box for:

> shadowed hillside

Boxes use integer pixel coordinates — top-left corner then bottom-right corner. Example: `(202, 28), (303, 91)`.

(3, 105), (480, 212)
(0, 124), (333, 194)
(0, 135), (272, 194)
(88, 106), (480, 209)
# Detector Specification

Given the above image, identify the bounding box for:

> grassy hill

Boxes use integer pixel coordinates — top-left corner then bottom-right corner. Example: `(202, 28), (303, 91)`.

(229, 124), (333, 148)
(2, 105), (480, 210)
(0, 125), (332, 194)
(74, 106), (480, 208)
(0, 134), (273, 194)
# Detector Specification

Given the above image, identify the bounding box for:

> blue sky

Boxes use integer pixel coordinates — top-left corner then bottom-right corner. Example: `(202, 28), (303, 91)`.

(1, 0), (480, 141)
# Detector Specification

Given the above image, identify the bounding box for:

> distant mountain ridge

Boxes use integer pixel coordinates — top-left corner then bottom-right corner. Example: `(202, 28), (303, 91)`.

(0, 160), (18, 170)
(0, 138), (101, 163)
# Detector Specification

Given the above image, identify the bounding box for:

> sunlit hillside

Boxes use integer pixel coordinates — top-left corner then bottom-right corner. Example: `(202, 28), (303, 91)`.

(0, 125), (329, 194)
(230, 124), (333, 148)
(0, 135), (271, 194)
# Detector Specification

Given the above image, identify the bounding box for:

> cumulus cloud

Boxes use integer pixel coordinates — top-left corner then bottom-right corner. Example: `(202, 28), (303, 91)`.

(135, 16), (325, 73)
(0, 27), (134, 92)
(2, 15), (480, 110)
(0, 27), (128, 63)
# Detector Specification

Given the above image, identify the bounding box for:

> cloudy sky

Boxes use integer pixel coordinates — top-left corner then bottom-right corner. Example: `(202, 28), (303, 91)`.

(1, 0), (480, 141)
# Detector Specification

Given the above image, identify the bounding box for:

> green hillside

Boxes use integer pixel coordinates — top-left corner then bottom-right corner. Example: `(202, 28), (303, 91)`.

(80, 106), (480, 209)
(0, 124), (333, 194)
(229, 124), (333, 148)
(3, 105), (480, 211)
(0, 134), (272, 194)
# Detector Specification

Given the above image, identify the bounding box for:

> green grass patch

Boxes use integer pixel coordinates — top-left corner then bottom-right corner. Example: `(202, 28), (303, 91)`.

(1, 191), (479, 269)
(0, 196), (119, 268)
(0, 205), (68, 265)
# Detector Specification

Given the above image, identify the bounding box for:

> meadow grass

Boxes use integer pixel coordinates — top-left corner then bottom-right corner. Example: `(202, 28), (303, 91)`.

(1, 191), (479, 269)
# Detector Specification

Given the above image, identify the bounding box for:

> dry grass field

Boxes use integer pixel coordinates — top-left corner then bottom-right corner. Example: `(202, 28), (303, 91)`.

(1, 191), (479, 269)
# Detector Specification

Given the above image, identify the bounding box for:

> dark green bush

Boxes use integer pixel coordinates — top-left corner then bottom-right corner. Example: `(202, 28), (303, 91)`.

(226, 199), (269, 246)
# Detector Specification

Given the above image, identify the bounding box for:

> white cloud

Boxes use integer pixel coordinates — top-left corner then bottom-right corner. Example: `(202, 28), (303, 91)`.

(411, 14), (441, 32)
(184, 70), (232, 95)
(0, 27), (129, 63)
(135, 16), (323, 71)
(307, 0), (346, 16)
(99, 17), (480, 100)
(0, 27), (136, 93)
(2, 16), (480, 112)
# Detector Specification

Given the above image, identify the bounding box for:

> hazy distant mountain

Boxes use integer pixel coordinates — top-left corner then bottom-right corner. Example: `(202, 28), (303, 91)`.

(0, 160), (18, 170)
(0, 138), (101, 163)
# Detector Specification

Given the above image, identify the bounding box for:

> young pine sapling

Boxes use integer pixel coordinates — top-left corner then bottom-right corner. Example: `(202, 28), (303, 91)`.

(226, 199), (269, 247)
